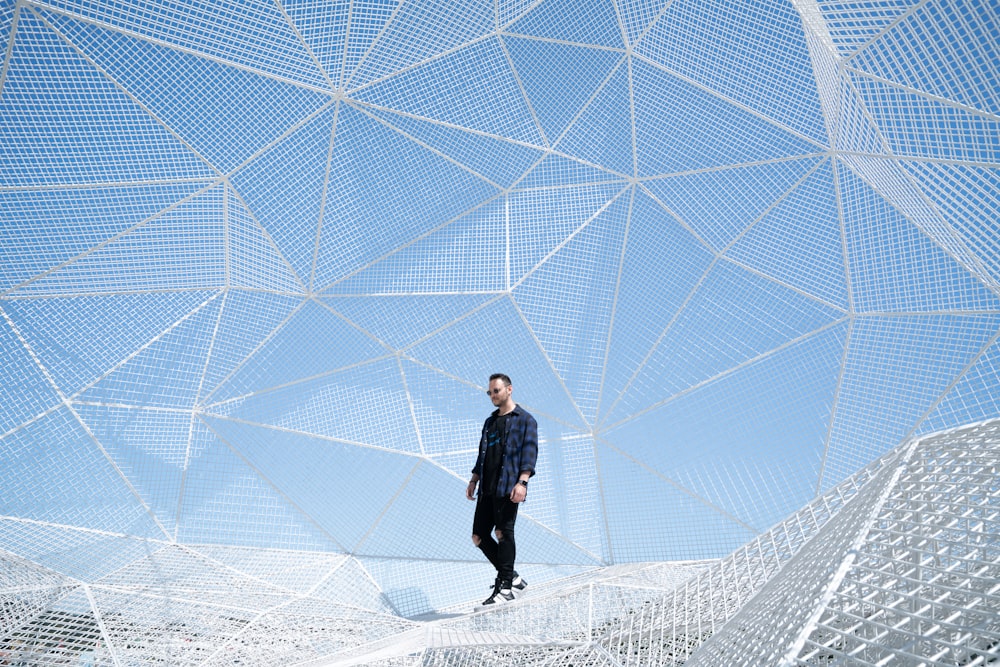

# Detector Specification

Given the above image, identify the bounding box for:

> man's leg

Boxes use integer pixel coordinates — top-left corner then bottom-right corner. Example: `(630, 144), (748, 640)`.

(472, 494), (500, 571)
(477, 497), (520, 606)
(493, 497), (520, 587)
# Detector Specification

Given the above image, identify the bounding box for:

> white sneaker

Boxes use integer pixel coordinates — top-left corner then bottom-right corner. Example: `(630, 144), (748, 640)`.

(480, 577), (515, 606)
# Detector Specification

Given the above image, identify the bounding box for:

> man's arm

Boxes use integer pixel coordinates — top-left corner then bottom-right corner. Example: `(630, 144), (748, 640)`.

(520, 414), (538, 477)
(510, 415), (538, 503)
(509, 470), (530, 503)
(467, 420), (489, 500)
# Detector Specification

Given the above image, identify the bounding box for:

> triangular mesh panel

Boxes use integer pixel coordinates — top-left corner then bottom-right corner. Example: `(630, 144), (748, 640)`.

(2, 0), (997, 663)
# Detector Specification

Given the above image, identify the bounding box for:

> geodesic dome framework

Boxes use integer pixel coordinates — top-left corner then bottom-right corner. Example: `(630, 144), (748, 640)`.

(1, 0), (998, 655)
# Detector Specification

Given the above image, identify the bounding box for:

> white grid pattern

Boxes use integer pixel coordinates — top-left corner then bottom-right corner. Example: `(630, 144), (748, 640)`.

(1, 0), (998, 663)
(327, 419), (998, 665)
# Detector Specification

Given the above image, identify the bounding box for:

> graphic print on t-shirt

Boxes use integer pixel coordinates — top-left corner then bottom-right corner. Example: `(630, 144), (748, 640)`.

(482, 414), (507, 496)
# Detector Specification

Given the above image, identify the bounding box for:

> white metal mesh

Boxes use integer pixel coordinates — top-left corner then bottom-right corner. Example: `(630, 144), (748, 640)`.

(323, 418), (999, 665)
(686, 419), (1000, 667)
(2, 0), (998, 663)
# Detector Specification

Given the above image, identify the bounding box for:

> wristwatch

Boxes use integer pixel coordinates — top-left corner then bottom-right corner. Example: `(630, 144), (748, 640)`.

(517, 479), (528, 487)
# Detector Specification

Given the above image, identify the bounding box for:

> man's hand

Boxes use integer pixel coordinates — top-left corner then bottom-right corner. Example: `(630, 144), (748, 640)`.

(466, 479), (478, 501)
(510, 483), (527, 504)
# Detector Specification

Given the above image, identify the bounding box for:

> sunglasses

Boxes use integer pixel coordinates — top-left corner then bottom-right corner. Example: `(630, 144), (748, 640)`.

(486, 387), (508, 396)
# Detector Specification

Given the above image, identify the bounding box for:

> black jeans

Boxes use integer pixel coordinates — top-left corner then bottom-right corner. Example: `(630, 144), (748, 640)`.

(472, 493), (519, 584)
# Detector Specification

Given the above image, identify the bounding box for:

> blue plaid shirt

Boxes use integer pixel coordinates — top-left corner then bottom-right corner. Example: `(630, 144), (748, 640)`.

(472, 405), (538, 498)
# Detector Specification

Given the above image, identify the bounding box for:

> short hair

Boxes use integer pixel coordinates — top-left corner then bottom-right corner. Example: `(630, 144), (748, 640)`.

(489, 373), (512, 387)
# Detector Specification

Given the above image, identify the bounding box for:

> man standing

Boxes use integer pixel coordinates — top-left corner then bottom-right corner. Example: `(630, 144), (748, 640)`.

(466, 373), (538, 606)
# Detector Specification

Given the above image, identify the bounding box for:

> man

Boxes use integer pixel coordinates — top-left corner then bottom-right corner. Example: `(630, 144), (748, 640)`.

(466, 373), (538, 606)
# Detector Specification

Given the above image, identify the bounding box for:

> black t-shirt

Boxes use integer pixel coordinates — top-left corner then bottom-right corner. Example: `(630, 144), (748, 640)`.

(482, 413), (508, 496)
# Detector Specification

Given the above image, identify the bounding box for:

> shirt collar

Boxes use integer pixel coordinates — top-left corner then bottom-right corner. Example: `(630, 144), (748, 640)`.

(492, 404), (520, 417)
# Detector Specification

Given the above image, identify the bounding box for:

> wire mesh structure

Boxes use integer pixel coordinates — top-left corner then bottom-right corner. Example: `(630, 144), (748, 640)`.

(284, 418), (1000, 665)
(1, 0), (998, 663)
(314, 420), (1000, 667)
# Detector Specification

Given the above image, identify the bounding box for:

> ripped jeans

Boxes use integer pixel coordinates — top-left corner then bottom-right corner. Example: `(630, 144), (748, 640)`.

(472, 493), (520, 584)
